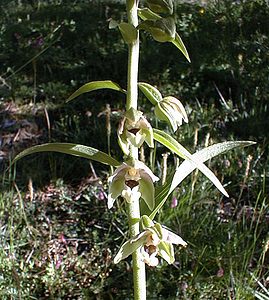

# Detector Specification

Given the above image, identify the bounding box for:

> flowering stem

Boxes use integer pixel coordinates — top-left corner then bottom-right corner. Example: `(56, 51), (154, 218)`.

(126, 1), (146, 299)
(126, 0), (139, 112)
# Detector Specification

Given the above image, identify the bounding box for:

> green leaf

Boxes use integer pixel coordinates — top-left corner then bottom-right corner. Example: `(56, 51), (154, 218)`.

(13, 143), (121, 167)
(171, 33), (190, 62)
(153, 128), (229, 196)
(67, 80), (126, 102)
(138, 8), (162, 21)
(138, 82), (162, 105)
(150, 140), (255, 219)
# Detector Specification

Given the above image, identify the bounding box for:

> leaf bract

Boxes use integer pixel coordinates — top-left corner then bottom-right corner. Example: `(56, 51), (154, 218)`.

(150, 140), (256, 219)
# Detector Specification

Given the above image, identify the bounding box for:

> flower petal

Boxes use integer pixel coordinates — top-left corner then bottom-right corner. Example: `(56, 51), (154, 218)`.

(135, 161), (159, 182)
(162, 227), (187, 247)
(109, 163), (128, 182)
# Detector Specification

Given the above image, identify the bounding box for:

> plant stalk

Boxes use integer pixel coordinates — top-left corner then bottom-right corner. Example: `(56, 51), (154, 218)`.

(126, 1), (146, 299)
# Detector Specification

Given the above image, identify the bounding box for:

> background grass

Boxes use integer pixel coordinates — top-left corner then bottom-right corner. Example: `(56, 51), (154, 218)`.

(0, 0), (268, 299)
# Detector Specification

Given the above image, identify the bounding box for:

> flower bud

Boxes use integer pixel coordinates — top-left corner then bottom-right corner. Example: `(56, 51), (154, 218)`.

(146, 0), (173, 15)
(154, 96), (188, 132)
(139, 17), (176, 43)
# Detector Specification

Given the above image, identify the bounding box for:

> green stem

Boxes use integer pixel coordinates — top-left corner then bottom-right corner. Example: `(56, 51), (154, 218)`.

(126, 1), (146, 299)
(128, 199), (146, 300)
(126, 0), (139, 112)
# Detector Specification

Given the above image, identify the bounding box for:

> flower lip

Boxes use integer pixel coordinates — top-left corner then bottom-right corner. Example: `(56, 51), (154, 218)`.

(140, 245), (159, 267)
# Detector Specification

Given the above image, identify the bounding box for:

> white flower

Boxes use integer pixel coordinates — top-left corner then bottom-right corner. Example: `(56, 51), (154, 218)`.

(118, 108), (154, 155)
(114, 217), (187, 266)
(107, 161), (159, 209)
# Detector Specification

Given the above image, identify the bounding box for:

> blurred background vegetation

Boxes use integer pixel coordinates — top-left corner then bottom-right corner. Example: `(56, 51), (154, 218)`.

(0, 0), (268, 299)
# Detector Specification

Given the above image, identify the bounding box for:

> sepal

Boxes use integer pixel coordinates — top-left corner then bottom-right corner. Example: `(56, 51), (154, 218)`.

(114, 232), (148, 264)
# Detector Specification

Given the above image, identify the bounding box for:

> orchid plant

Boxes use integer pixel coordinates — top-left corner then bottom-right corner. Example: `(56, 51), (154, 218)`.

(14, 1), (255, 299)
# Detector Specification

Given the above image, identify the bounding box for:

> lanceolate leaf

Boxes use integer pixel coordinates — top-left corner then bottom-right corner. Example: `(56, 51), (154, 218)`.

(172, 33), (190, 62)
(153, 129), (189, 159)
(67, 80), (126, 102)
(153, 129), (229, 197)
(150, 140), (255, 219)
(138, 82), (162, 105)
(13, 143), (121, 167)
